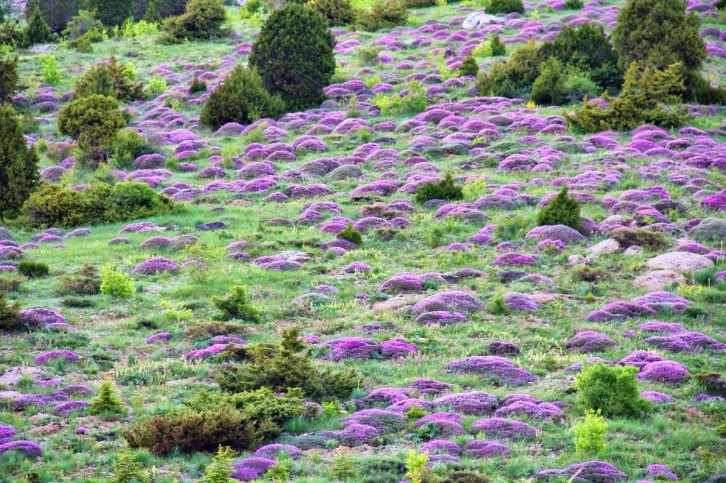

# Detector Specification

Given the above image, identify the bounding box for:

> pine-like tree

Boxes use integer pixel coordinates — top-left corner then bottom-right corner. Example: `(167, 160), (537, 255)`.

(57, 94), (126, 160)
(0, 56), (19, 103)
(22, 5), (53, 48)
(25, 0), (80, 34)
(199, 446), (237, 483)
(531, 56), (567, 105)
(0, 105), (40, 219)
(90, 380), (124, 415)
(537, 186), (582, 230)
(249, 3), (335, 111)
(459, 55), (479, 76)
(111, 447), (149, 483)
(84, 0), (133, 27)
(199, 65), (285, 130)
(490, 34), (506, 56)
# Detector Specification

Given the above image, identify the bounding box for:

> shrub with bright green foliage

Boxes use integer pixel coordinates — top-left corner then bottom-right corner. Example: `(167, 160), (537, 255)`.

(62, 9), (104, 40)
(111, 447), (150, 483)
(22, 5), (54, 47)
(563, 73), (601, 103)
(25, 0), (81, 34)
(39, 55), (61, 86)
(537, 186), (581, 230)
(575, 362), (653, 417)
(74, 57), (146, 102)
(566, 62), (690, 132)
(331, 451), (357, 481)
(488, 294), (511, 316)
(200, 65), (285, 130)
(372, 80), (428, 115)
(0, 105), (40, 220)
(460, 55), (479, 76)
(476, 40), (544, 98)
(158, 0), (228, 44)
(355, 0), (409, 32)
(17, 260), (49, 278)
(84, 0), (133, 27)
(100, 266), (134, 298)
(111, 129), (158, 170)
(486, 0), (524, 14)
(213, 285), (261, 322)
(337, 223), (363, 245)
(90, 380), (125, 415)
(199, 446), (237, 483)
(58, 94), (127, 159)
(0, 292), (21, 332)
(573, 409), (607, 456)
(229, 387), (307, 426)
(0, 19), (23, 49)
(415, 173), (463, 203)
(540, 23), (623, 93)
(531, 57), (566, 105)
(147, 75), (167, 95)
(21, 181), (180, 227)
(311, 0), (355, 26)
(0, 56), (19, 103)
(250, 3), (335, 111)
(216, 327), (358, 401)
(564, 0), (583, 8)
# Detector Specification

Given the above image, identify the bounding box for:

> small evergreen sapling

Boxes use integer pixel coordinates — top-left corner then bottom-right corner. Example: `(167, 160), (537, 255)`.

(22, 5), (53, 47)
(537, 185), (582, 230)
(414, 172), (464, 203)
(490, 34), (506, 56)
(200, 446), (237, 483)
(338, 224), (363, 245)
(573, 409), (607, 455)
(213, 285), (261, 322)
(0, 292), (21, 331)
(111, 447), (150, 483)
(459, 55), (479, 76)
(90, 380), (125, 415)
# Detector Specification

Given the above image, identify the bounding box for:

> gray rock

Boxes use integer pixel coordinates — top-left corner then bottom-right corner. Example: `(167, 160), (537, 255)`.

(646, 252), (714, 272)
(462, 12), (499, 29)
(633, 270), (686, 291)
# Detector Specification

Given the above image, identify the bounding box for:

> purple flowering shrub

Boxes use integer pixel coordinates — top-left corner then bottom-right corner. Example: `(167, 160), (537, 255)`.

(447, 356), (537, 385)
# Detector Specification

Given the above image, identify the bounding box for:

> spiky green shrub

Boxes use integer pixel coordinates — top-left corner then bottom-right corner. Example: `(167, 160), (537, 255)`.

(355, 0), (409, 32)
(573, 409), (608, 455)
(25, 0), (80, 34)
(158, 0), (228, 44)
(199, 446), (237, 483)
(215, 327), (358, 401)
(476, 40), (544, 98)
(250, 3), (335, 111)
(490, 34), (506, 56)
(0, 292), (21, 332)
(39, 55), (61, 86)
(0, 56), (19, 103)
(111, 447), (150, 483)
(90, 380), (125, 415)
(213, 285), (261, 322)
(0, 105), (40, 219)
(58, 95), (127, 159)
(564, 0), (583, 8)
(200, 66), (285, 130)
(189, 76), (207, 94)
(537, 186), (581, 230)
(74, 57), (145, 101)
(486, 0), (524, 14)
(459, 55), (479, 76)
(22, 6), (54, 47)
(110, 129), (158, 170)
(311, 0), (355, 26)
(415, 173), (464, 203)
(531, 57), (566, 105)
(575, 362), (653, 417)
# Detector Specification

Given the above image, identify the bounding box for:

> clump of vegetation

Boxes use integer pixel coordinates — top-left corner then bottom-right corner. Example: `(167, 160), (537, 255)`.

(312, 0), (355, 26)
(199, 446), (237, 483)
(111, 447), (150, 483)
(25, 0), (80, 34)
(213, 285), (261, 322)
(610, 227), (668, 250)
(564, 0), (584, 8)
(537, 186), (582, 230)
(189, 76), (207, 94)
(100, 266), (134, 298)
(58, 94), (127, 161)
(338, 224), (363, 245)
(0, 292), (21, 332)
(443, 472), (492, 483)
(158, 0), (229, 44)
(372, 80), (428, 115)
(0, 105), (40, 219)
(531, 57), (566, 106)
(200, 66), (285, 130)
(486, 0), (525, 14)
(694, 372), (726, 397)
(572, 265), (610, 283)
(459, 55), (479, 76)
(90, 380), (125, 415)
(404, 450), (433, 483)
(477, 40), (544, 98)
(110, 129), (158, 170)
(415, 173), (464, 203)
(575, 362), (653, 417)
(0, 56), (20, 103)
(355, 0), (409, 32)
(250, 3), (335, 111)
(22, 5), (54, 48)
(84, 0), (133, 27)
(215, 327), (358, 401)
(331, 450), (357, 481)
(490, 34), (506, 56)
(573, 409), (608, 455)
(488, 294), (511, 316)
(186, 321), (247, 340)
(17, 260), (49, 278)
(74, 57), (145, 102)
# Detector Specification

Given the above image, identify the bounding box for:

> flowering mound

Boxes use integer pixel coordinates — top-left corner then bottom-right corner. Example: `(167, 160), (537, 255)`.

(20, 308), (65, 329)
(34, 350), (81, 364)
(337, 423), (380, 446)
(640, 391), (675, 404)
(534, 460), (628, 482)
(184, 343), (229, 360)
(252, 444), (303, 460)
(132, 257), (179, 275)
(410, 291), (483, 314)
(447, 356), (537, 385)
(632, 291), (692, 313)
(415, 311), (468, 326)
(432, 391), (499, 415)
(321, 338), (380, 361)
(645, 464), (678, 480)
(470, 417), (539, 439)
(503, 292), (539, 312)
(421, 439), (461, 455)
(566, 331), (618, 353)
(637, 360), (690, 385)
(644, 331), (726, 353)
(461, 440), (512, 459)
(0, 424), (17, 444)
(494, 399), (564, 421)
(379, 274), (424, 293)
(586, 301), (657, 321)
(0, 440), (42, 457)
(415, 415), (466, 437)
(340, 409), (406, 433)
(231, 457), (276, 481)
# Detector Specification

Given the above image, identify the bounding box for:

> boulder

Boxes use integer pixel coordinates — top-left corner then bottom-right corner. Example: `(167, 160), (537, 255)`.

(646, 252), (714, 273)
(462, 12), (499, 29)
(633, 271), (686, 291)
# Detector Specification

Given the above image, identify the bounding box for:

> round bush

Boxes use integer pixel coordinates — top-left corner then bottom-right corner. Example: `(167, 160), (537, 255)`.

(486, 0), (525, 15)
(17, 261), (49, 278)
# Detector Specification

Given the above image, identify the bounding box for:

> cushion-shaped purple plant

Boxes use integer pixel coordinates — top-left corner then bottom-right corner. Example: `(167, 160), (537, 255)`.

(231, 457), (276, 481)
(494, 400), (564, 420)
(645, 464), (678, 480)
(337, 423), (380, 447)
(411, 291), (483, 315)
(525, 225), (586, 243)
(640, 391), (675, 404)
(639, 322), (686, 334)
(644, 331), (726, 353)
(380, 338), (418, 359)
(0, 424), (17, 445)
(34, 350), (81, 364)
(503, 292), (539, 312)
(379, 274), (424, 293)
(461, 440), (512, 459)
(415, 416), (467, 437)
(340, 409), (406, 433)
(637, 361), (690, 384)
(132, 257), (179, 275)
(421, 439), (461, 455)
(322, 337), (380, 361)
(252, 444), (303, 460)
(146, 332), (172, 344)
(433, 391), (499, 415)
(54, 400), (91, 416)
(618, 350), (666, 370)
(566, 331), (618, 353)
(534, 460), (628, 482)
(409, 378), (453, 396)
(470, 417), (539, 440)
(362, 388), (410, 407)
(0, 440), (42, 457)
(415, 311), (469, 326)
(447, 356), (537, 385)
(21, 308), (64, 329)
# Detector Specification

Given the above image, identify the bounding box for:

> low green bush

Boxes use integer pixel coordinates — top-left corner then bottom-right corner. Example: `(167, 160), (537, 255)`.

(575, 362), (653, 418)
(0, 292), (21, 331)
(110, 129), (158, 170)
(100, 266), (134, 298)
(213, 285), (261, 322)
(486, 0), (524, 15)
(537, 186), (581, 230)
(17, 260), (49, 278)
(355, 0), (409, 32)
(158, 0), (229, 44)
(610, 227), (668, 250)
(338, 224), (363, 245)
(415, 173), (463, 203)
